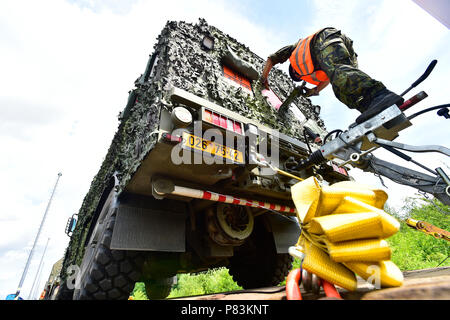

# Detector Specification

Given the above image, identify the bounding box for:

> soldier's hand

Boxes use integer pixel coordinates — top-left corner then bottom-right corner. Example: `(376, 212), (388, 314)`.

(260, 76), (270, 90)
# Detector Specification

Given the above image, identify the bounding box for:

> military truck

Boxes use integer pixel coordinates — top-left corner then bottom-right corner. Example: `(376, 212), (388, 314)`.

(56, 19), (351, 300)
(40, 258), (63, 300)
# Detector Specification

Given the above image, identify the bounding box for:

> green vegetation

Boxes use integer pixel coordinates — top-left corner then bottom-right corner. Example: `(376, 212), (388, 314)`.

(130, 282), (148, 300)
(385, 198), (449, 270)
(168, 268), (242, 298)
(130, 199), (449, 299)
(131, 268), (242, 300)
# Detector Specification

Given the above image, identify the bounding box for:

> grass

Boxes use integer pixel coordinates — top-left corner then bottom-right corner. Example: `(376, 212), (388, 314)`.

(131, 198), (449, 299)
(130, 268), (242, 300)
(385, 198), (449, 270)
(168, 268), (242, 299)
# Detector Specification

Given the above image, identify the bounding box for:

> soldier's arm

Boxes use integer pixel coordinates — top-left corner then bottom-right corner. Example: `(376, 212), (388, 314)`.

(268, 43), (297, 65)
(315, 80), (330, 94)
(260, 58), (273, 89)
(261, 42), (298, 89)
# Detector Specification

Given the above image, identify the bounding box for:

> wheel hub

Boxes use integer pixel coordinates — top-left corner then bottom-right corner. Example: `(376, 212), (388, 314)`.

(206, 204), (254, 246)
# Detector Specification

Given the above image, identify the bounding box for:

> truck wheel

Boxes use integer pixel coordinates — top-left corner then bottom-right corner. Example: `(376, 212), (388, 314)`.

(228, 224), (293, 289)
(144, 277), (175, 299)
(73, 210), (144, 300)
(54, 282), (73, 300)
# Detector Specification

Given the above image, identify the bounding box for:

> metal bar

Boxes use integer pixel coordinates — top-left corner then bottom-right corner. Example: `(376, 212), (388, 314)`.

(31, 262), (44, 300)
(15, 173), (62, 298)
(410, 159), (438, 176)
(374, 137), (450, 156)
(27, 238), (50, 300)
(378, 143), (437, 175)
(262, 161), (304, 181)
(279, 83), (305, 114)
(400, 60), (437, 96)
(436, 167), (450, 186)
(157, 184), (296, 214)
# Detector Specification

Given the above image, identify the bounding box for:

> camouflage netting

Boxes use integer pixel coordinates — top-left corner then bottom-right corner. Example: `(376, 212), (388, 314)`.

(61, 19), (326, 276)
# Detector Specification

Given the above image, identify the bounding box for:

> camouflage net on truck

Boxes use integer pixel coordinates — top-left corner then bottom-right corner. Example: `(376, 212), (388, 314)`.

(61, 18), (326, 280)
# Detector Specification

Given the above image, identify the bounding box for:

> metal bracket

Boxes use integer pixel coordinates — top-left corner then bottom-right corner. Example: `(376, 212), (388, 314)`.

(151, 177), (175, 199)
(321, 105), (411, 163)
(372, 137), (450, 156)
(279, 81), (306, 114)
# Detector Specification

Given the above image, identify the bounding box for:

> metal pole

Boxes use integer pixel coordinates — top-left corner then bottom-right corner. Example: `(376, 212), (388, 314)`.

(14, 173), (62, 298)
(27, 238), (50, 300)
(31, 262), (44, 300)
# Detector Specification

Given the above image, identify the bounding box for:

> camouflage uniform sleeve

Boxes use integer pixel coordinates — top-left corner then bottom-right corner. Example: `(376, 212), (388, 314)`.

(268, 41), (298, 65)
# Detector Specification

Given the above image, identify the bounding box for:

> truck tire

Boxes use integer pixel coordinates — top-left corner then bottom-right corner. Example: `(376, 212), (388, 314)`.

(144, 277), (175, 299)
(228, 223), (293, 289)
(54, 282), (73, 300)
(73, 209), (144, 300)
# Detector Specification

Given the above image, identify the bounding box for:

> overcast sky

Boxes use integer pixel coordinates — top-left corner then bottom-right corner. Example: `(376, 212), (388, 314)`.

(0, 0), (448, 299)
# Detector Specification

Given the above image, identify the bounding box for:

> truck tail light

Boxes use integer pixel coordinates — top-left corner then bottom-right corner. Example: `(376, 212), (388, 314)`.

(219, 116), (227, 129)
(212, 112), (220, 126)
(233, 121), (242, 134)
(203, 108), (243, 135)
(227, 119), (234, 130)
(204, 109), (212, 123)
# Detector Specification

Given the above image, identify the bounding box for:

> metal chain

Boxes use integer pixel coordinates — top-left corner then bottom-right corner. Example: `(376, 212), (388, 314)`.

(417, 191), (450, 215)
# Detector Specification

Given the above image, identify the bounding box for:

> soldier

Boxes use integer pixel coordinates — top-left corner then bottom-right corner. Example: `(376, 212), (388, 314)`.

(260, 27), (404, 124)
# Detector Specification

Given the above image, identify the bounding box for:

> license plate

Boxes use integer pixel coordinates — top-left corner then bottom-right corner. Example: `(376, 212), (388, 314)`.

(182, 132), (244, 164)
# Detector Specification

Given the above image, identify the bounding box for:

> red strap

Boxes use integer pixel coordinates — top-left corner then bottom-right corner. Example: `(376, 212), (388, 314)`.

(286, 269), (303, 300)
(320, 279), (342, 299)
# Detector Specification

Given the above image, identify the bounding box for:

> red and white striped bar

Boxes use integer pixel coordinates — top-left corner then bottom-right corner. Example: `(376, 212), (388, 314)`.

(168, 185), (297, 214)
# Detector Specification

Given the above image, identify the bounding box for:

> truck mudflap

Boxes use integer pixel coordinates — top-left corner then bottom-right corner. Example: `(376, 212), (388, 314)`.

(110, 193), (188, 252)
(266, 214), (301, 254)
